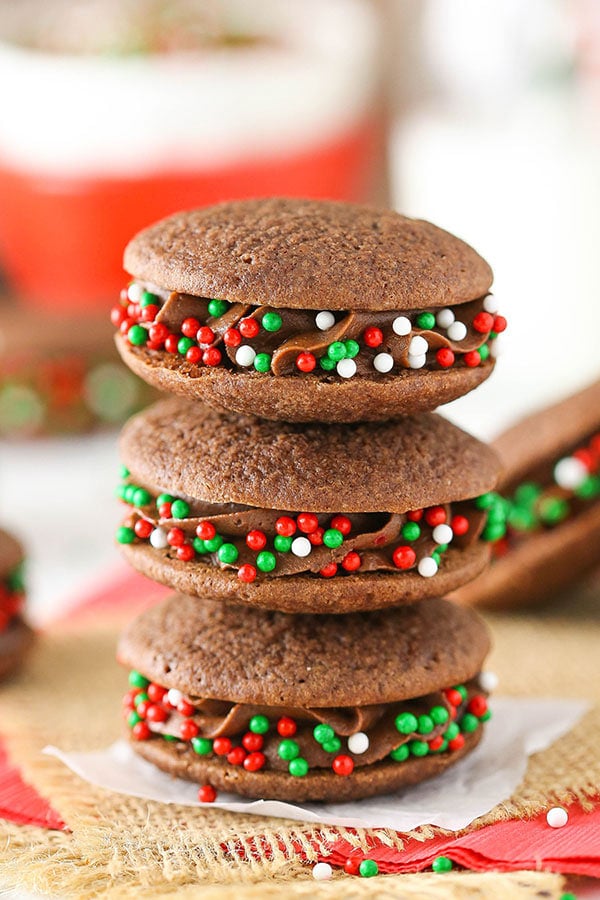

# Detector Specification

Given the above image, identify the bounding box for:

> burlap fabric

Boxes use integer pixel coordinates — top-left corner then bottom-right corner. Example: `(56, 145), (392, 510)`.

(1, 577), (598, 899)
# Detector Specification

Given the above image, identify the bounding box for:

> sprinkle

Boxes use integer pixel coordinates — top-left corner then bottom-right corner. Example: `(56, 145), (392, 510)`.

(249, 715), (270, 734)
(363, 326), (383, 347)
(436, 348), (455, 368)
(312, 862), (333, 881)
(447, 321), (467, 341)
(238, 564), (257, 583)
(332, 754), (354, 776)
(207, 298), (229, 317)
(314, 723), (335, 744)
(296, 351), (317, 372)
(330, 515), (352, 534)
(392, 545), (416, 569)
(235, 345), (256, 367)
(408, 354), (427, 369)
(348, 732), (369, 754)
(198, 784), (217, 803)
(327, 341), (347, 361)
(373, 352), (394, 373)
(432, 855), (453, 873)
(359, 859), (378, 878)
(323, 528), (344, 549)
(483, 295), (499, 313)
(127, 282), (143, 303)
(344, 857), (361, 876)
(128, 324), (147, 347)
(166, 688), (183, 706)
(390, 744), (410, 761)
(554, 457), (588, 490)
(288, 757), (309, 777)
(436, 308), (455, 328)
(392, 315), (412, 336)
(418, 556), (438, 577)
(417, 311), (436, 329)
(239, 317), (260, 339)
(478, 671), (499, 692)
(464, 350), (481, 367)
(337, 358), (357, 378)
(409, 335), (428, 356)
(256, 551), (277, 572)
(315, 311), (335, 330)
(253, 352), (271, 373)
(433, 523), (453, 544)
(546, 807), (568, 828)
(243, 751), (266, 771)
(275, 516), (296, 537)
(261, 311), (282, 332)
(116, 526), (135, 544)
(473, 311), (494, 333)
(291, 537), (312, 558)
(277, 717), (297, 737)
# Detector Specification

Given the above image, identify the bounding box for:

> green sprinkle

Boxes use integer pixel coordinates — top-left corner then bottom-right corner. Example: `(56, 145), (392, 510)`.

(123, 484), (137, 503)
(119, 464), (130, 479)
(115, 484), (127, 500)
(432, 855), (453, 873)
(127, 710), (141, 728)
(6, 564), (25, 593)
(435, 739), (448, 753)
(395, 712), (418, 735)
(288, 757), (309, 777)
(323, 528), (343, 549)
(253, 352), (271, 373)
(128, 324), (147, 346)
(204, 534), (224, 553)
(444, 722), (460, 741)
(454, 685), (468, 701)
(249, 715), (269, 735)
(508, 507), (537, 532)
(461, 713), (480, 733)
(417, 312), (436, 330)
(191, 737), (213, 756)
(163, 734), (178, 742)
(129, 670), (149, 688)
(278, 739), (300, 761)
(313, 723), (335, 745)
(157, 493), (174, 507)
(479, 343), (490, 361)
(575, 475), (600, 499)
(474, 492), (497, 510)
(417, 715), (434, 735)
(322, 737), (341, 754)
(390, 744), (410, 762)
(132, 487), (151, 507)
(141, 290), (158, 307)
(514, 483), (541, 507)
(359, 859), (378, 878)
(402, 521), (421, 541)
(344, 339), (360, 359)
(274, 535), (293, 553)
(207, 299), (229, 317)
(327, 341), (347, 361)
(479, 709), (492, 722)
(256, 551), (276, 572)
(171, 499), (190, 519)
(193, 538), (208, 554)
(482, 522), (507, 542)
(116, 526), (136, 545)
(409, 740), (429, 757)
(261, 311), (282, 332)
(134, 692), (149, 707)
(486, 502), (507, 525)
(177, 336), (195, 355)
(539, 496), (569, 525)
(430, 705), (449, 726)
(559, 892), (577, 900)
(217, 543), (239, 564)
(319, 355), (336, 371)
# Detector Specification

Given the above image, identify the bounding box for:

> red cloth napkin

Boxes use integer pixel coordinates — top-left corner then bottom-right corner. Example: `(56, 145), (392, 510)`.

(0, 739), (65, 830)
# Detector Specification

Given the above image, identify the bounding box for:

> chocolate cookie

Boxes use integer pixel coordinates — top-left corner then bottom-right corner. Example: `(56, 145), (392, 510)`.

(114, 198), (506, 422)
(115, 398), (501, 613)
(0, 528), (32, 679)
(118, 594), (492, 802)
(454, 379), (600, 609)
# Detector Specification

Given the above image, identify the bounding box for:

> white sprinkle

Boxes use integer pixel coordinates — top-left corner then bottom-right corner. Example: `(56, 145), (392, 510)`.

(433, 524), (453, 545)
(447, 321), (467, 341)
(373, 352), (394, 373)
(149, 527), (169, 549)
(418, 556), (438, 577)
(490, 334), (506, 357)
(408, 354), (427, 369)
(315, 311), (335, 331)
(348, 732), (370, 754)
(235, 345), (256, 367)
(478, 671), (499, 692)
(337, 358), (357, 379)
(392, 315), (412, 336)
(546, 807), (568, 828)
(312, 862), (333, 881)
(554, 457), (588, 490)
(127, 282), (143, 303)
(167, 688), (183, 707)
(409, 334), (428, 356)
(436, 308), (455, 328)
(291, 537), (312, 558)
(483, 295), (499, 314)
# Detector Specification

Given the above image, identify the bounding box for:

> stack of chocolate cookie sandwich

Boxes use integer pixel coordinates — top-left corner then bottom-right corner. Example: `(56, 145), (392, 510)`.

(0, 527), (33, 680)
(114, 199), (505, 802)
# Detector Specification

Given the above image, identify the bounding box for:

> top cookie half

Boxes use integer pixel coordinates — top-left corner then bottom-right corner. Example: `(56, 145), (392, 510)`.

(115, 199), (504, 423)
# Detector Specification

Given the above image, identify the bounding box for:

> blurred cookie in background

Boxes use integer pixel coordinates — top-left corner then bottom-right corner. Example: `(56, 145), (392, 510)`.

(0, 527), (33, 680)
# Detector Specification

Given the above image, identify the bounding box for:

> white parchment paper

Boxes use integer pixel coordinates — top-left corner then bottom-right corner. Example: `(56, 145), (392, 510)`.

(44, 697), (587, 831)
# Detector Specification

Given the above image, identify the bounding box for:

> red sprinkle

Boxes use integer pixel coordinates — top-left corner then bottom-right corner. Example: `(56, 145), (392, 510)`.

(134, 519), (153, 539)
(146, 704), (168, 723)
(159, 502), (172, 518)
(136, 700), (151, 718)
(451, 514), (469, 536)
(320, 562), (338, 578)
(177, 699), (195, 717)
(344, 856), (362, 876)
(246, 530), (267, 551)
(203, 347), (222, 367)
(132, 721), (151, 741)
(341, 551), (361, 572)
(196, 521), (216, 541)
(186, 346), (202, 365)
(120, 318), (134, 335)
(473, 311), (494, 333)
(223, 327), (242, 348)
(330, 515), (352, 535)
(238, 564), (257, 583)
(392, 546), (416, 570)
(227, 747), (247, 766)
(167, 528), (185, 547)
(197, 326), (215, 345)
(448, 733), (465, 752)
(493, 315), (507, 333)
(308, 527), (324, 546)
(295, 351), (316, 372)
(436, 348), (455, 368)
(573, 448), (594, 471)
(141, 304), (159, 322)
(332, 755), (354, 776)
(425, 506), (446, 527)
(165, 335), (179, 354)
(243, 751), (266, 772)
(110, 306), (127, 327)
(180, 720), (199, 741)
(123, 688), (141, 709)
(198, 784), (217, 803)
(277, 717), (297, 737)
(464, 350), (481, 367)
(428, 735), (444, 751)
(147, 684), (167, 703)
(239, 317), (260, 339)
(363, 326), (384, 348)
(149, 323), (169, 344)
(297, 512), (319, 534)
(213, 737), (232, 756)
(407, 509), (423, 522)
(242, 732), (264, 752)
(181, 317), (200, 338)
(275, 516), (296, 537)
(467, 695), (488, 717)
(444, 688), (463, 707)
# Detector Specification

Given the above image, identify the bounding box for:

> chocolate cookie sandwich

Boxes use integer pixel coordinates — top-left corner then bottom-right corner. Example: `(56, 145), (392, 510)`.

(0, 528), (33, 680)
(114, 198), (506, 423)
(455, 379), (600, 609)
(118, 594), (493, 802)
(115, 397), (501, 613)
